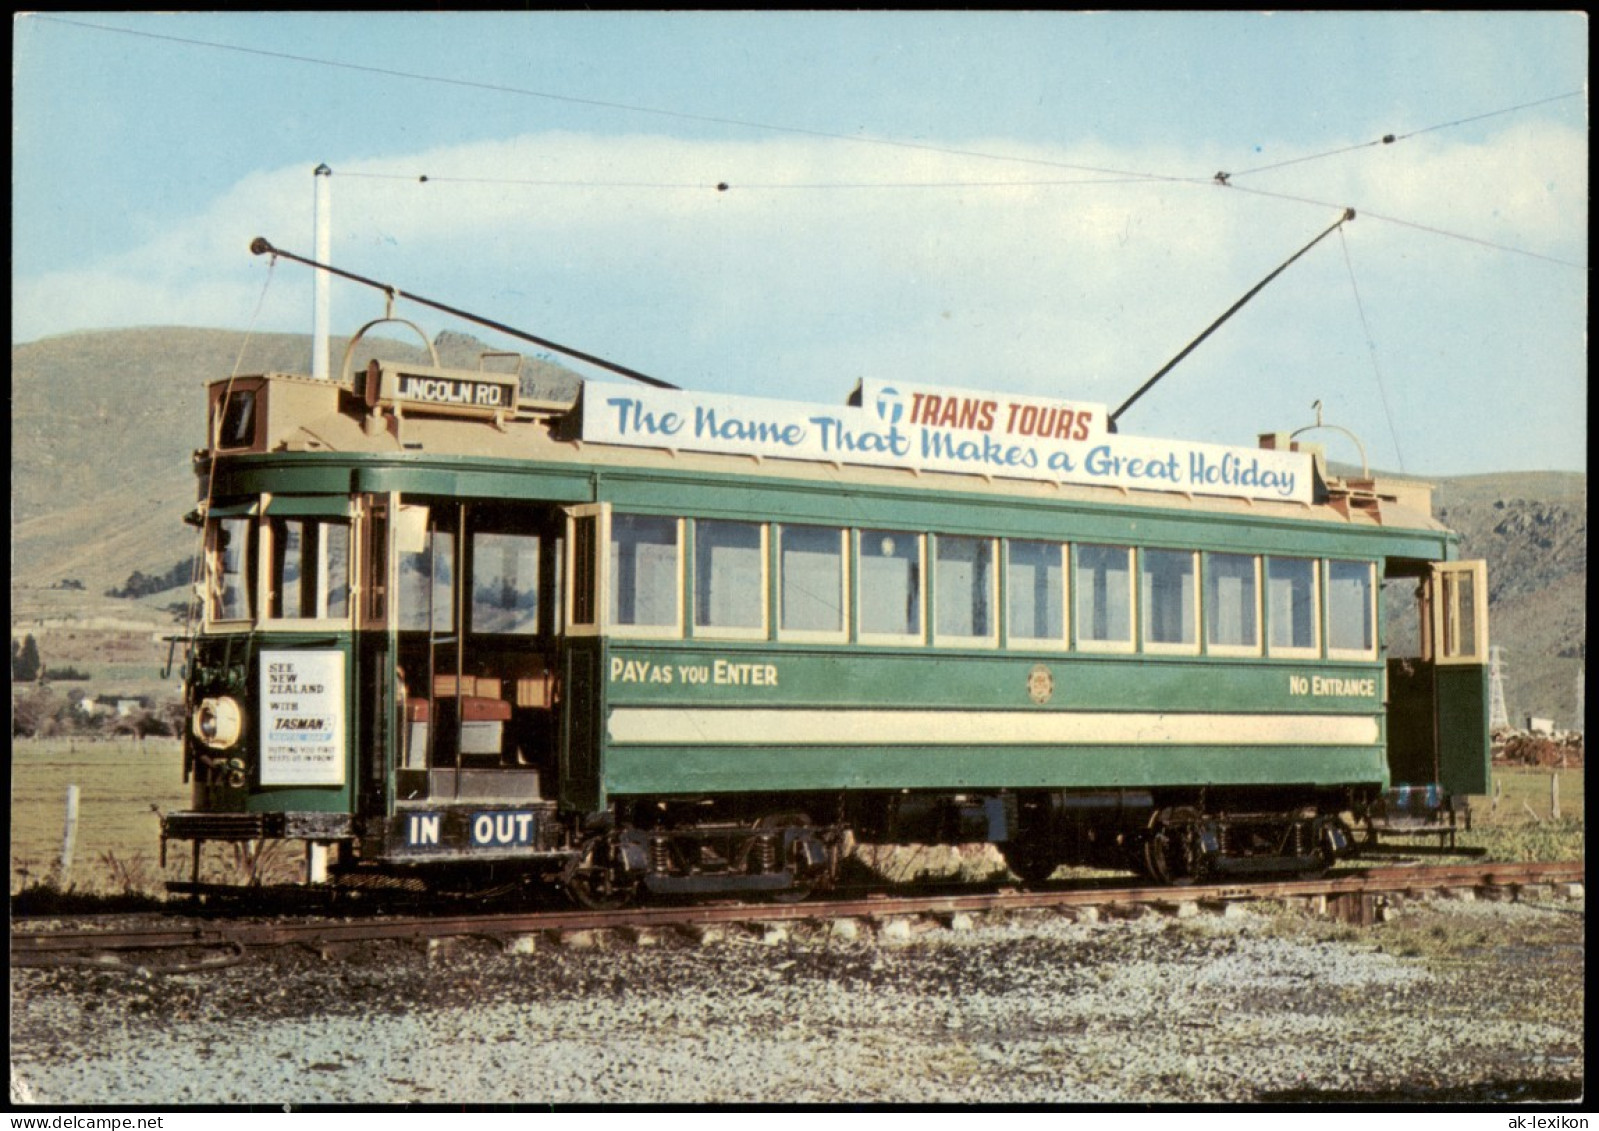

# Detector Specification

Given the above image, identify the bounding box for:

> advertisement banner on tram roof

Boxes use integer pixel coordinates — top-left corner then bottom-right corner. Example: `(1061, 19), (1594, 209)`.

(580, 382), (1311, 504)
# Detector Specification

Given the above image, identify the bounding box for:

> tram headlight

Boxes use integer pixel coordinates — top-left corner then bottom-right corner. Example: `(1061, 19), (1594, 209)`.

(193, 696), (244, 750)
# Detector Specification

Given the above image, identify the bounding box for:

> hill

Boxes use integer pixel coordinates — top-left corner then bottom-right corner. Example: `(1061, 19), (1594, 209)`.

(11, 326), (579, 592)
(1432, 472), (1586, 728)
(10, 327), (1585, 724)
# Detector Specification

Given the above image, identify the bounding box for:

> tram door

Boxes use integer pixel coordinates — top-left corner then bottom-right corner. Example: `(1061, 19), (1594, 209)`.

(389, 500), (563, 804)
(1385, 559), (1491, 796)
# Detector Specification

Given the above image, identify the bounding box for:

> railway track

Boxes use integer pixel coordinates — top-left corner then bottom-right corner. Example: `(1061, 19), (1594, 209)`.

(12, 860), (1583, 971)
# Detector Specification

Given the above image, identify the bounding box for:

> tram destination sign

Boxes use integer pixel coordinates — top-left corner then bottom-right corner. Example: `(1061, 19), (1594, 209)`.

(363, 360), (519, 418)
(580, 380), (1311, 503)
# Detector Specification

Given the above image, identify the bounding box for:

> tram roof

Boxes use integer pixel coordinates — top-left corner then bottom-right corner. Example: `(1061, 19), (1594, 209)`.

(203, 370), (1446, 535)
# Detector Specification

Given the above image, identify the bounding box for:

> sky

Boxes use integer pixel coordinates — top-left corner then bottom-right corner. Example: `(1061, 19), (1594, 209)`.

(12, 11), (1589, 476)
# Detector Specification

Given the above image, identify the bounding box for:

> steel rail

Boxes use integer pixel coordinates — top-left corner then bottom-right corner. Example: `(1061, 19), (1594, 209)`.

(11, 860), (1583, 965)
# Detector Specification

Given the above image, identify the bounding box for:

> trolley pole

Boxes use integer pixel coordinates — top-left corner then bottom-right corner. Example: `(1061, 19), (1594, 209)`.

(1109, 209), (1355, 429)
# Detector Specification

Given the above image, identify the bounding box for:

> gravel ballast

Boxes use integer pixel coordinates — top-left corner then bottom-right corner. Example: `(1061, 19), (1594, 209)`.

(10, 893), (1584, 1105)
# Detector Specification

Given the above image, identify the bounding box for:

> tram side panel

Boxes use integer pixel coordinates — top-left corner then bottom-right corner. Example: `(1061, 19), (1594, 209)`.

(1434, 662), (1490, 796)
(560, 637), (608, 812)
(595, 645), (1389, 803)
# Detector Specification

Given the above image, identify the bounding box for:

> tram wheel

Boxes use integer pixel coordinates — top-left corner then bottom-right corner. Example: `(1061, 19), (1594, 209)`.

(1142, 806), (1204, 886)
(565, 837), (640, 911)
(766, 881), (814, 904)
(1000, 842), (1060, 884)
(1298, 815), (1354, 880)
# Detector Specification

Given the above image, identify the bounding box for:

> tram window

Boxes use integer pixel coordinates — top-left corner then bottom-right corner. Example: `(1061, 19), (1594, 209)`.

(1451, 574), (1478, 659)
(1006, 540), (1066, 647)
(569, 515), (598, 627)
(325, 524), (350, 619)
(211, 516), (255, 622)
(272, 518), (304, 617)
(1142, 549), (1197, 651)
(364, 500), (390, 625)
(778, 525), (847, 639)
(694, 520), (765, 635)
(1205, 553), (1260, 653)
(1074, 544), (1133, 650)
(859, 529), (923, 642)
(1326, 560), (1376, 658)
(215, 390), (257, 450)
(1267, 556), (1319, 655)
(472, 532), (540, 635)
(610, 514), (681, 631)
(398, 528), (455, 633)
(934, 535), (996, 646)
(1438, 566), (1483, 662)
(267, 518), (351, 621)
(1382, 579), (1424, 659)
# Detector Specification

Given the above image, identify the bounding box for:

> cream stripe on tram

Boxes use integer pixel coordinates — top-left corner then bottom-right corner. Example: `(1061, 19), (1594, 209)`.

(607, 709), (1379, 747)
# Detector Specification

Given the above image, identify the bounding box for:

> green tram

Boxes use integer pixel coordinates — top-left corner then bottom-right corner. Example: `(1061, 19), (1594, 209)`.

(166, 333), (1490, 902)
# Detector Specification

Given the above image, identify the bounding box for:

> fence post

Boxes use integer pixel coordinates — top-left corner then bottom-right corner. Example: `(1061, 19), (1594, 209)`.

(57, 785), (80, 885)
(1550, 773), (1561, 821)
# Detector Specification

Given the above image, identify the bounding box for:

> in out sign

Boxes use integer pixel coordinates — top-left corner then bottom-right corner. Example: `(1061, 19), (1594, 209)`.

(471, 811), (539, 848)
(406, 813), (442, 847)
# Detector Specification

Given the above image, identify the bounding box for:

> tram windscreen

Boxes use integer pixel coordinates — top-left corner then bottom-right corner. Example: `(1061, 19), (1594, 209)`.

(216, 390), (256, 449)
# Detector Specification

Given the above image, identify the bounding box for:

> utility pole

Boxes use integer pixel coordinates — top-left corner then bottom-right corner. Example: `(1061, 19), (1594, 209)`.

(311, 164), (332, 380)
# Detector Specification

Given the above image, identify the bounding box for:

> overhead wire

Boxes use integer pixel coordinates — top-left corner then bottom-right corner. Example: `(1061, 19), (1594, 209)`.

(41, 14), (1583, 204)
(331, 164), (1582, 270)
(33, 14), (1184, 187)
(1227, 91), (1582, 178)
(336, 170), (1163, 190)
(38, 14), (1584, 271)
(1219, 182), (1586, 269)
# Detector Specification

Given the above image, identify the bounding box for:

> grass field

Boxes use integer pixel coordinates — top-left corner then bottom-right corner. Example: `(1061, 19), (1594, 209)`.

(1455, 764), (1585, 864)
(8, 737), (1585, 898)
(10, 737), (190, 895)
